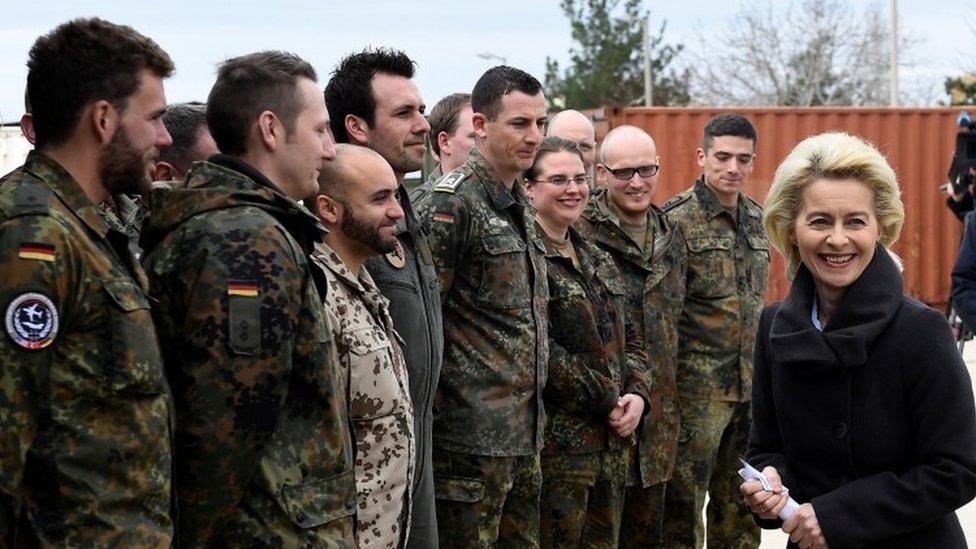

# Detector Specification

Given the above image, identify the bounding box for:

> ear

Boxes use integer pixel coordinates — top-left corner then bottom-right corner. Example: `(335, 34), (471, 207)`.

(695, 147), (706, 169)
(472, 113), (488, 139)
(19, 113), (35, 145)
(436, 131), (450, 161)
(314, 193), (342, 226)
(90, 100), (118, 146)
(256, 110), (281, 152)
(523, 180), (535, 202)
(345, 114), (370, 146)
(595, 163), (610, 186)
(154, 161), (181, 182)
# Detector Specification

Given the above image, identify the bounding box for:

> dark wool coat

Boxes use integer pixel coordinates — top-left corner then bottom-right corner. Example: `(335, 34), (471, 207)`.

(747, 245), (976, 548)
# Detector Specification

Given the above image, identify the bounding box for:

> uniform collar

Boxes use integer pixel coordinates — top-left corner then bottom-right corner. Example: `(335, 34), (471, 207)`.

(24, 150), (109, 238)
(467, 148), (521, 212)
(583, 188), (666, 265)
(693, 176), (734, 220)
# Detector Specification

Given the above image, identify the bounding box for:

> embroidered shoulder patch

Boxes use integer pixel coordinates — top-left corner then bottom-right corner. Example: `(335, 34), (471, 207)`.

(227, 280), (259, 297)
(433, 212), (455, 224)
(18, 242), (55, 262)
(5, 292), (59, 350)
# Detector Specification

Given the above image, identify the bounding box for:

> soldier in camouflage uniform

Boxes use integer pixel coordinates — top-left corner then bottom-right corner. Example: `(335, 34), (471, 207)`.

(326, 50), (443, 549)
(308, 145), (416, 548)
(0, 18), (175, 546)
(426, 92), (476, 184)
(660, 114), (769, 549)
(525, 136), (650, 548)
(576, 126), (688, 548)
(141, 52), (357, 547)
(412, 66), (550, 548)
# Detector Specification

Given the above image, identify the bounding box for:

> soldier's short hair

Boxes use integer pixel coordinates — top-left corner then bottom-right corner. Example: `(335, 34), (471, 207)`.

(27, 18), (173, 149)
(471, 66), (543, 122)
(702, 113), (757, 152)
(158, 102), (209, 173)
(208, 51), (317, 156)
(428, 93), (471, 156)
(325, 48), (416, 144)
(524, 136), (584, 182)
(764, 132), (904, 276)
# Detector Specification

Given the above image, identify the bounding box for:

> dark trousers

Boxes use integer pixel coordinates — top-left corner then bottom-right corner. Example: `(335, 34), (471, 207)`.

(433, 448), (541, 548)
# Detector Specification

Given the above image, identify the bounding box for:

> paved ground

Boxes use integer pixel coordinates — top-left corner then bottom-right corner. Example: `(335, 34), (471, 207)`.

(750, 338), (976, 547)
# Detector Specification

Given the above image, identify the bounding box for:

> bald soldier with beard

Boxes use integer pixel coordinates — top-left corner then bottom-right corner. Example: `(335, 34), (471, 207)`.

(309, 145), (415, 548)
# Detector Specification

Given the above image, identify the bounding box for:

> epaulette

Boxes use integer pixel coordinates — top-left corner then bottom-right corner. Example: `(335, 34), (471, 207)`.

(433, 170), (469, 194)
(661, 192), (692, 212)
(742, 193), (764, 211)
(3, 180), (52, 218)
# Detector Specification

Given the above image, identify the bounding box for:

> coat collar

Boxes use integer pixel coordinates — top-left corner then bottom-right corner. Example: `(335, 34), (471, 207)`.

(24, 150), (109, 238)
(769, 243), (903, 373)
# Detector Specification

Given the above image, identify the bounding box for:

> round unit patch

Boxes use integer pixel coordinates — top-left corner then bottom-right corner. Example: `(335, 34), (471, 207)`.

(385, 239), (406, 269)
(5, 292), (58, 350)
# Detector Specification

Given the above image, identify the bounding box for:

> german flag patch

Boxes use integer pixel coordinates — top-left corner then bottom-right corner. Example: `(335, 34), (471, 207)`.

(227, 280), (259, 297)
(433, 212), (455, 224)
(18, 243), (55, 262)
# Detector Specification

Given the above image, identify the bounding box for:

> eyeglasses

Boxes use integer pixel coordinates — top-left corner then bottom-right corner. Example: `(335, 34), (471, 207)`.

(530, 174), (591, 186)
(601, 164), (660, 179)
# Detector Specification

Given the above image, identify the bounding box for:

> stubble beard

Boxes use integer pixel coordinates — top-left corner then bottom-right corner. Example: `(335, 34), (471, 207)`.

(341, 205), (398, 255)
(99, 126), (152, 197)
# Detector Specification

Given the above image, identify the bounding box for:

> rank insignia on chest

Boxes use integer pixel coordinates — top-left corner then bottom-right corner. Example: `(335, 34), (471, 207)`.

(433, 211), (455, 224)
(5, 292), (59, 350)
(227, 280), (259, 297)
(18, 242), (55, 262)
(385, 240), (406, 269)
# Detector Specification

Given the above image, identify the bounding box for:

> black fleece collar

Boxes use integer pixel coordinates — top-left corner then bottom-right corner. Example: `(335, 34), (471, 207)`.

(769, 243), (903, 374)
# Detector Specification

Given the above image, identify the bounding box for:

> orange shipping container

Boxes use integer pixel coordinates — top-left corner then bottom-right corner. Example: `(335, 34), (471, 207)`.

(607, 107), (963, 308)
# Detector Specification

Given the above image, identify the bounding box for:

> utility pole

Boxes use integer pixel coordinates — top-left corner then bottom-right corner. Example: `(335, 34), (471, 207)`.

(643, 17), (653, 106)
(889, 0), (899, 106)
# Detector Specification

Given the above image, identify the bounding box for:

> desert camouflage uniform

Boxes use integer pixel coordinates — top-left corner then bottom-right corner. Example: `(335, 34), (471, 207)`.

(538, 224), (649, 548)
(660, 177), (769, 549)
(141, 155), (356, 547)
(413, 148), (549, 548)
(97, 192), (146, 259)
(577, 188), (687, 548)
(0, 151), (173, 546)
(311, 242), (415, 549)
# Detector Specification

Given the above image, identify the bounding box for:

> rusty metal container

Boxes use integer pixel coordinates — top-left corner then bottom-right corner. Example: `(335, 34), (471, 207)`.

(606, 107), (962, 308)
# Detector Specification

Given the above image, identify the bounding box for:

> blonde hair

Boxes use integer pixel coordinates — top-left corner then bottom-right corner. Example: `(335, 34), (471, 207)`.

(763, 132), (904, 277)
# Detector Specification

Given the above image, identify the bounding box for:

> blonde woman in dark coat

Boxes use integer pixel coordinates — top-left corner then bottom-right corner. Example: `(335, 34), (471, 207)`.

(740, 132), (976, 548)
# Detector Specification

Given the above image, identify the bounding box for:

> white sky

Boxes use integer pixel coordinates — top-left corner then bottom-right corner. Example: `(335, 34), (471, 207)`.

(0, 0), (972, 123)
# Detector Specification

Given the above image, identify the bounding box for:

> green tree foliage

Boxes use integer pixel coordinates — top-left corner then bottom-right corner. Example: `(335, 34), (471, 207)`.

(544, 0), (690, 109)
(946, 75), (976, 106)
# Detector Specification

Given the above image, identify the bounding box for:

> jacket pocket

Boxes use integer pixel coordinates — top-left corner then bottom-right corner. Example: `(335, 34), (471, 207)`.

(476, 233), (531, 309)
(746, 235), (770, 295)
(686, 236), (735, 298)
(102, 277), (165, 395)
(278, 469), (357, 529)
(434, 475), (486, 503)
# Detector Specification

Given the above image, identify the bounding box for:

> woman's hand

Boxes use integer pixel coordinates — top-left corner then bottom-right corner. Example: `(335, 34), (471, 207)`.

(782, 503), (828, 549)
(608, 394), (644, 437)
(739, 466), (788, 520)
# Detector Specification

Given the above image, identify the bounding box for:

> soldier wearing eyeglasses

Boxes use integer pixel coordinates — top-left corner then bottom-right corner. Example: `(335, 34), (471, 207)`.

(659, 113), (769, 549)
(576, 125), (688, 547)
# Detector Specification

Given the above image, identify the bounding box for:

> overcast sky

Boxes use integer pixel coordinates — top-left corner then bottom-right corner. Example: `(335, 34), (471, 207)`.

(0, 0), (972, 124)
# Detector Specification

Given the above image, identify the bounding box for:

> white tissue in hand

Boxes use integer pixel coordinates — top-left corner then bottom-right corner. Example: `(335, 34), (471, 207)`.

(738, 459), (801, 520)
